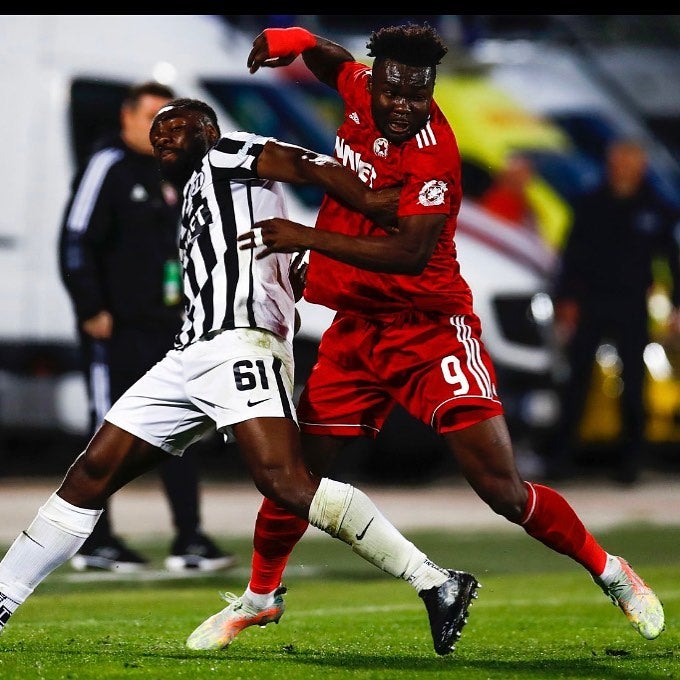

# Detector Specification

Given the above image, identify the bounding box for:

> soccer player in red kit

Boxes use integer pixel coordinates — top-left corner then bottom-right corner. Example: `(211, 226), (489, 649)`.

(185, 23), (665, 653)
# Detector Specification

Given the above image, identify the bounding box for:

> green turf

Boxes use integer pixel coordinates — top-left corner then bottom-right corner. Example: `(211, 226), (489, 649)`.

(1, 525), (678, 679)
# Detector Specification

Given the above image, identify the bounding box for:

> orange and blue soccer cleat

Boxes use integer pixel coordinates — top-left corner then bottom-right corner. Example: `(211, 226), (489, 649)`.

(186, 586), (287, 651)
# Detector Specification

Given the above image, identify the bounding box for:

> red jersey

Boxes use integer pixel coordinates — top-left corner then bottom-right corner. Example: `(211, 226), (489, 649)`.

(304, 61), (474, 317)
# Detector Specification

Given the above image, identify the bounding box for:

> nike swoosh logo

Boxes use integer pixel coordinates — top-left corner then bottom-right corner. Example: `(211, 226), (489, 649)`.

(22, 530), (44, 548)
(247, 397), (272, 407)
(355, 517), (374, 541)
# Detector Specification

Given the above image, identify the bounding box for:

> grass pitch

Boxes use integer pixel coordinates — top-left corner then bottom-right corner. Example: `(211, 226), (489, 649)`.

(0, 524), (678, 679)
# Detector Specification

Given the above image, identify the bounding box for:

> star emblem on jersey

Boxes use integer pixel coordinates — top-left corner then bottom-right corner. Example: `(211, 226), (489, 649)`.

(373, 137), (389, 158)
(418, 180), (448, 207)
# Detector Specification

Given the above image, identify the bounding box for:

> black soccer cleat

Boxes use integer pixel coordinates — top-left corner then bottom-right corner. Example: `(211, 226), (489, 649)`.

(165, 532), (237, 573)
(70, 535), (148, 572)
(418, 569), (480, 655)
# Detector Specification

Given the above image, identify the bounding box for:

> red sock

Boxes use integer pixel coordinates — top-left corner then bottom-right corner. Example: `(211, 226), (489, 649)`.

(249, 497), (309, 594)
(521, 482), (607, 576)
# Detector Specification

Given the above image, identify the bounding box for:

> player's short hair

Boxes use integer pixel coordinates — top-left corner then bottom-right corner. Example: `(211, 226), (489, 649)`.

(366, 22), (448, 68)
(123, 81), (176, 108)
(155, 97), (222, 136)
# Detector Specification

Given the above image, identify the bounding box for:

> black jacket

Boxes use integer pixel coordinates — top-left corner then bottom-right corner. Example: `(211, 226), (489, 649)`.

(59, 136), (182, 330)
(554, 180), (680, 306)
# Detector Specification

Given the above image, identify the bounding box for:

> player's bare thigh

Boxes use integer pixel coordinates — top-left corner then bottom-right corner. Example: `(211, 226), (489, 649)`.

(58, 421), (169, 508)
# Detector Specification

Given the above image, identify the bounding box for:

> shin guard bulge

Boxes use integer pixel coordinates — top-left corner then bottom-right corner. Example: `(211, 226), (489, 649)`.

(250, 497), (309, 594)
(0, 493), (102, 602)
(521, 482), (607, 575)
(308, 478), (427, 580)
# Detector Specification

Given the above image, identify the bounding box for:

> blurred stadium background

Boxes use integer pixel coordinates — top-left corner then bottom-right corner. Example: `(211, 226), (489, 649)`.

(2, 15), (680, 485)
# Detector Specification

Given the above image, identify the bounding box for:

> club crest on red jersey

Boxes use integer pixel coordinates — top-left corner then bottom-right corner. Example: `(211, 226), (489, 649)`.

(418, 180), (447, 206)
(373, 137), (389, 158)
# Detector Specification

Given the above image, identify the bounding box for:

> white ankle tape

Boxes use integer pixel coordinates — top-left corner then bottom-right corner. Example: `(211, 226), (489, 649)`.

(37, 493), (103, 539)
(0, 577), (31, 604)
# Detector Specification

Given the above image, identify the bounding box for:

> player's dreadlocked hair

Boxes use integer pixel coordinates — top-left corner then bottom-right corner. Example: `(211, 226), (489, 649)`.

(156, 98), (222, 136)
(366, 23), (448, 68)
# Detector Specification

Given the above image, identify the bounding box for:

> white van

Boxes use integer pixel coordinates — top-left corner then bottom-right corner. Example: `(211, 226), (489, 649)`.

(0, 14), (322, 434)
(0, 15), (557, 451)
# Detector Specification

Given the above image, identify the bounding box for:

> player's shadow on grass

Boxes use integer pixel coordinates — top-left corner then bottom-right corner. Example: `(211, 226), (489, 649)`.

(291, 651), (674, 678)
(176, 647), (675, 679)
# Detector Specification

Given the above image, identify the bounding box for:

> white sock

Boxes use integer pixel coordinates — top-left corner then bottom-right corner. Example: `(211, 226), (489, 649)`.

(243, 585), (278, 609)
(308, 478), (448, 590)
(0, 492), (102, 606)
(408, 559), (452, 592)
(598, 554), (622, 586)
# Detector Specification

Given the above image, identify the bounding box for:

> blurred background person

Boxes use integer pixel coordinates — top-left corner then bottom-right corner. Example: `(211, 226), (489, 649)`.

(58, 81), (236, 573)
(478, 154), (539, 233)
(547, 138), (680, 485)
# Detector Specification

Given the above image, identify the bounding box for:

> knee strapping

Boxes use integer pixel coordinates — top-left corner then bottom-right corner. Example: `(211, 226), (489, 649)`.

(308, 478), (354, 537)
(37, 493), (102, 539)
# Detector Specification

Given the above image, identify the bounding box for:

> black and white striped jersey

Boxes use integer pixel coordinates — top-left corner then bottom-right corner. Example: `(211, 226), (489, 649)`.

(175, 131), (295, 349)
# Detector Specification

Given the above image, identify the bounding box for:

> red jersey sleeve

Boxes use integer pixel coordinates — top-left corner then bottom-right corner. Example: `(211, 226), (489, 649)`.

(336, 61), (371, 108)
(398, 106), (462, 219)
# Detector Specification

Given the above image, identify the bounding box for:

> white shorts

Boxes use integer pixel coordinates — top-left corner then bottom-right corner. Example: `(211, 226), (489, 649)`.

(105, 328), (297, 455)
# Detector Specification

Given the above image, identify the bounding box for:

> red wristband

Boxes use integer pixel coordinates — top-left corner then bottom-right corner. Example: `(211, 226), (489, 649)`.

(264, 27), (317, 58)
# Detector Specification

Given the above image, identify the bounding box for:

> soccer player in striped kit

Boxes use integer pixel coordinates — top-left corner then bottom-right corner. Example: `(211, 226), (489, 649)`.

(190, 22), (665, 652)
(59, 81), (234, 574)
(0, 98), (479, 655)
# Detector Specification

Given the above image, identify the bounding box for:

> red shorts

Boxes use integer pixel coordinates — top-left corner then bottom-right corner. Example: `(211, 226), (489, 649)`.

(297, 311), (504, 438)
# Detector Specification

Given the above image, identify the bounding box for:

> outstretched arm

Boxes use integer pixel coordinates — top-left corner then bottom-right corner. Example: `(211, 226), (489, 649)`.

(247, 27), (353, 90)
(239, 213), (446, 275)
(257, 139), (398, 228)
